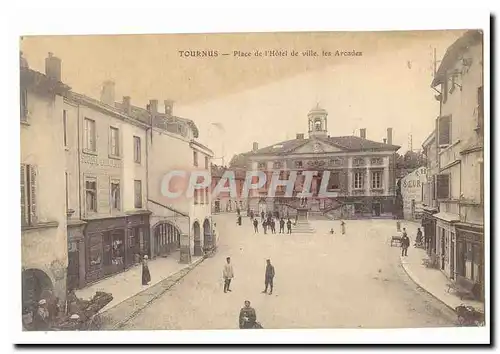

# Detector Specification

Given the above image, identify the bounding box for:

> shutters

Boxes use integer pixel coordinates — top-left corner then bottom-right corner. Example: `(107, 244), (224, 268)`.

(438, 115), (451, 146)
(436, 174), (450, 199)
(20, 164), (37, 226)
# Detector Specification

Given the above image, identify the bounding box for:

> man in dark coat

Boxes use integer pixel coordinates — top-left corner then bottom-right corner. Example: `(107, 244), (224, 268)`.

(401, 228), (410, 256)
(239, 300), (257, 329)
(263, 220), (268, 234)
(253, 218), (259, 233)
(286, 219), (292, 234)
(270, 219), (276, 234)
(261, 211), (265, 220)
(279, 218), (285, 233)
(262, 259), (275, 295)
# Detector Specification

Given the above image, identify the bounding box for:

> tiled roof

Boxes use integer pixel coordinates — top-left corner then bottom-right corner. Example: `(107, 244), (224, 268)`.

(246, 135), (400, 156)
(432, 30), (482, 87)
(20, 67), (71, 94)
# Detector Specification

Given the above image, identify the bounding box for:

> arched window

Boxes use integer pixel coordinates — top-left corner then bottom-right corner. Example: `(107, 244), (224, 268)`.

(314, 119), (322, 131)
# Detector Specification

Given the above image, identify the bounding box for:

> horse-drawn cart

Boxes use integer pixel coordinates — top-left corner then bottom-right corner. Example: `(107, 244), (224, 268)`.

(390, 232), (403, 247)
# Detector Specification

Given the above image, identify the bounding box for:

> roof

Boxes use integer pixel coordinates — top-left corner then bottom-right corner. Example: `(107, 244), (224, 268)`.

(433, 212), (460, 223)
(20, 67), (71, 95)
(431, 30), (483, 87)
(421, 130), (436, 149)
(246, 135), (400, 156)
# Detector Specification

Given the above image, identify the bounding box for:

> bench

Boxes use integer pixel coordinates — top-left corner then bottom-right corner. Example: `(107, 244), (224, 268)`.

(447, 276), (477, 300)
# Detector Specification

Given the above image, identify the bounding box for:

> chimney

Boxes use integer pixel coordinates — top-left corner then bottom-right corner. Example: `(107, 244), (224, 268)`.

(148, 99), (158, 114)
(122, 96), (131, 115)
(252, 142), (259, 152)
(164, 100), (174, 116)
(383, 138), (387, 144)
(296, 133), (304, 140)
(100, 80), (115, 106)
(360, 128), (366, 139)
(387, 128), (393, 145)
(45, 52), (62, 81)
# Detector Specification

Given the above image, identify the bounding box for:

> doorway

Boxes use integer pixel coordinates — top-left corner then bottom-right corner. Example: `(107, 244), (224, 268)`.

(67, 242), (80, 290)
(373, 203), (381, 217)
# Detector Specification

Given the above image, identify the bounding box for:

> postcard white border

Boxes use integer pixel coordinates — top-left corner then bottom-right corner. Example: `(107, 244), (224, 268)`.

(2, 1), (492, 348)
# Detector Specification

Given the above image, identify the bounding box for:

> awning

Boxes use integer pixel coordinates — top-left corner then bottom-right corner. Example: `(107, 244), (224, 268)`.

(433, 212), (460, 223)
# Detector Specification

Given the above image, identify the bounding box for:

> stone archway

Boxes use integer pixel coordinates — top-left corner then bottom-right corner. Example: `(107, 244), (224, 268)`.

(153, 221), (181, 258)
(193, 221), (202, 256)
(22, 268), (53, 330)
(203, 218), (212, 252)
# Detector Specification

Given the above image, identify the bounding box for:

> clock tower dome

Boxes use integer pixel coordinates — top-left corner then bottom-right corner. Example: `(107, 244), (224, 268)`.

(307, 103), (328, 138)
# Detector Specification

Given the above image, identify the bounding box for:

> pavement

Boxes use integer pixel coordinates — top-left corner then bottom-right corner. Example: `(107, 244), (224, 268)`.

(75, 251), (202, 315)
(119, 215), (458, 330)
(400, 247), (485, 312)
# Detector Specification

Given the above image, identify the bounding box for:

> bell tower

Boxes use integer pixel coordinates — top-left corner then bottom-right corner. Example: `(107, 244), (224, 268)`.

(307, 103), (328, 138)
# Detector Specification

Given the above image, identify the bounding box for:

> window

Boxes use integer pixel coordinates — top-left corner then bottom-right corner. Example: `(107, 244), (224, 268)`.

(371, 157), (382, 165)
(63, 110), (68, 147)
(437, 115), (451, 146)
(134, 180), (142, 208)
(133, 136), (141, 163)
(354, 172), (364, 189)
(477, 86), (484, 132)
(295, 161), (303, 168)
(371, 171), (383, 189)
(205, 156), (209, 169)
(327, 172), (340, 190)
(109, 127), (120, 157)
(194, 189), (199, 205)
(314, 119), (322, 131)
(65, 172), (69, 211)
(21, 164), (37, 226)
(111, 180), (121, 211)
(85, 177), (97, 212)
(84, 118), (96, 152)
(330, 158), (341, 166)
(436, 174), (450, 199)
(193, 151), (198, 167)
(20, 89), (28, 122)
(273, 161), (282, 169)
(258, 162), (266, 169)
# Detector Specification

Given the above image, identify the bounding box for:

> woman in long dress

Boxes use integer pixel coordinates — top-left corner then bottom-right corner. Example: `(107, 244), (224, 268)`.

(142, 255), (151, 286)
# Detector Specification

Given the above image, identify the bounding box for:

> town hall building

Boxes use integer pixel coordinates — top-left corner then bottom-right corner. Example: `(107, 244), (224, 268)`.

(233, 105), (401, 219)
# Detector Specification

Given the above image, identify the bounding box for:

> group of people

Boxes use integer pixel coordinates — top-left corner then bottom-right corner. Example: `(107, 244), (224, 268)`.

(222, 257), (275, 329)
(398, 225), (424, 257)
(245, 210), (293, 235)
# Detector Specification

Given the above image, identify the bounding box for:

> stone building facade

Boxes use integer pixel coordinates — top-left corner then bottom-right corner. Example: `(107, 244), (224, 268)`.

(20, 53), (71, 316)
(422, 30), (484, 300)
(234, 105), (400, 219)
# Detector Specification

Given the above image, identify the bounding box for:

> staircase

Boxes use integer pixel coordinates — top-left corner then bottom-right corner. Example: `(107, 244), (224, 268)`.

(292, 220), (316, 233)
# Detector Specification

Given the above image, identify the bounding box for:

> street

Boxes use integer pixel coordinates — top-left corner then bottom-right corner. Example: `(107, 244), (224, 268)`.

(121, 215), (457, 330)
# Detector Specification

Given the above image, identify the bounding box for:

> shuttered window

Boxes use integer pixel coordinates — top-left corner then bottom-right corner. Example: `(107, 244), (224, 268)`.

(436, 174), (450, 199)
(134, 180), (143, 208)
(438, 115), (451, 146)
(21, 164), (37, 226)
(477, 86), (484, 131)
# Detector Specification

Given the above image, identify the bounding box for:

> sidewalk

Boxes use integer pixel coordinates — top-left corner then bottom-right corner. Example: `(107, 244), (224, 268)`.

(400, 247), (484, 312)
(75, 252), (202, 314)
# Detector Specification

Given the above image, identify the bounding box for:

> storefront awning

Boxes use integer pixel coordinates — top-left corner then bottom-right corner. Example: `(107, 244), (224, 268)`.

(433, 212), (460, 223)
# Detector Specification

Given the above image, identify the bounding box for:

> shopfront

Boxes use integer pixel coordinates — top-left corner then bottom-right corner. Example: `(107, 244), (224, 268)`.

(434, 212), (460, 279)
(67, 219), (87, 290)
(421, 207), (438, 256)
(455, 223), (484, 301)
(84, 213), (150, 285)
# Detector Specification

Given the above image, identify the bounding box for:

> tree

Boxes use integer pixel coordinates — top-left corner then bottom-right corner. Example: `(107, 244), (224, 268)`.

(395, 150), (427, 171)
(229, 154), (248, 168)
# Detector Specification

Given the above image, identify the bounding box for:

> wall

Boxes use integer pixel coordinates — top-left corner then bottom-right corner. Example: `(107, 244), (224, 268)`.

(21, 91), (68, 300)
(63, 100), (81, 218)
(76, 104), (124, 218)
(122, 123), (147, 211)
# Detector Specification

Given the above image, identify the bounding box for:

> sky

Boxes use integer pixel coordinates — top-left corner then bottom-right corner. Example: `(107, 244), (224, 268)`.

(20, 30), (465, 163)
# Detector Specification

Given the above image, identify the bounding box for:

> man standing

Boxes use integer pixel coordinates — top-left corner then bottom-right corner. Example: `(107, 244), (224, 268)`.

(279, 218), (285, 234)
(261, 211), (265, 221)
(401, 228), (410, 257)
(253, 218), (259, 233)
(341, 220), (346, 235)
(223, 257), (234, 293)
(287, 218), (292, 234)
(270, 218), (276, 234)
(263, 219), (268, 234)
(262, 259), (275, 295)
(239, 300), (257, 329)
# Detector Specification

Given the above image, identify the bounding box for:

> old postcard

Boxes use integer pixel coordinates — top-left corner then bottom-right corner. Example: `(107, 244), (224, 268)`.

(15, 22), (489, 345)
